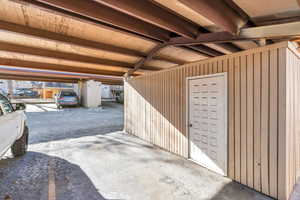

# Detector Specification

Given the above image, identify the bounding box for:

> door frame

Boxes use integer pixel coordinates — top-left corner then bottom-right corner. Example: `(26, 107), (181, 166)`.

(186, 72), (228, 175)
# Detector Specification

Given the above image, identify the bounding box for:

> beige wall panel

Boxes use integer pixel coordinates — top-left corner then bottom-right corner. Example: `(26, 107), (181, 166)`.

(240, 55), (247, 185)
(285, 46), (300, 199)
(253, 52), (262, 192)
(234, 57), (241, 182)
(246, 54), (254, 188)
(286, 50), (293, 197)
(217, 60), (223, 73)
(269, 49), (278, 198)
(125, 42), (299, 200)
(228, 57), (235, 179)
(261, 51), (270, 195)
(166, 72), (171, 152)
(277, 48), (288, 200)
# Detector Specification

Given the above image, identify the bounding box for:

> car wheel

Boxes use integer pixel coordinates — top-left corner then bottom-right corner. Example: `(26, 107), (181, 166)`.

(11, 126), (29, 157)
(57, 105), (63, 109)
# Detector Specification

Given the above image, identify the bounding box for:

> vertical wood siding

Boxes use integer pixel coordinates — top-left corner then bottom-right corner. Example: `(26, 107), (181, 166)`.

(284, 46), (300, 200)
(124, 42), (298, 200)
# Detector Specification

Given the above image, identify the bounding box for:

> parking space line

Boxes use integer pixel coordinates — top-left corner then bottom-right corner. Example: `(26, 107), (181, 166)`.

(48, 159), (56, 200)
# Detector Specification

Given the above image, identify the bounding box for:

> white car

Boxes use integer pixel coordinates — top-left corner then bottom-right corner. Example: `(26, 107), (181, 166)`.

(0, 93), (28, 158)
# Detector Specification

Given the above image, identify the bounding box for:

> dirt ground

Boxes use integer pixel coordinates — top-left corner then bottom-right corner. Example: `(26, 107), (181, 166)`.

(0, 102), (293, 200)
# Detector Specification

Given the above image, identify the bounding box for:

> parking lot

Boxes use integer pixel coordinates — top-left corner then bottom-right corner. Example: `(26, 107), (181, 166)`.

(0, 102), (278, 200)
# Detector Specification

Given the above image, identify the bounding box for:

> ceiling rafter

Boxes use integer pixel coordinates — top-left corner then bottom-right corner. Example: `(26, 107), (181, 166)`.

(93, 0), (199, 39)
(0, 67), (122, 82)
(30, 0), (230, 56)
(178, 0), (247, 34)
(128, 43), (227, 75)
(0, 20), (182, 65)
(0, 41), (158, 72)
(0, 74), (78, 83)
(0, 68), (90, 79)
(88, 0), (243, 67)
(240, 21), (300, 39)
(223, 0), (252, 23)
(9, 0), (158, 43)
(168, 21), (300, 46)
(0, 20), (140, 58)
(129, 43), (168, 75)
(0, 74), (123, 84)
(27, 0), (171, 41)
(186, 45), (223, 57)
(10, 0), (236, 63)
(0, 58), (137, 76)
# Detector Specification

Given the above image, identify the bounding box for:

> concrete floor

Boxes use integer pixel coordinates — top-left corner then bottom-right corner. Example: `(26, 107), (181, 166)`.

(26, 102), (124, 144)
(0, 102), (278, 200)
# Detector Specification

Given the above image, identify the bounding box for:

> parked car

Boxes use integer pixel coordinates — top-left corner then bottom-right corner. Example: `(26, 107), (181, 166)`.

(55, 90), (79, 109)
(0, 89), (8, 97)
(14, 89), (39, 98)
(0, 93), (28, 158)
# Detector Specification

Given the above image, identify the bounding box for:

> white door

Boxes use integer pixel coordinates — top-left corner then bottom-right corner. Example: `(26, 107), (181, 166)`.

(188, 73), (227, 176)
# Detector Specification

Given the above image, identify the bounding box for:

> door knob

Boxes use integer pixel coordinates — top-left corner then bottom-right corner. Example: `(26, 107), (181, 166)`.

(189, 124), (193, 127)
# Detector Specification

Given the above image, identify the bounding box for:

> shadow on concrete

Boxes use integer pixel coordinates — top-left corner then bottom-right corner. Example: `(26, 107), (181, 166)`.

(209, 181), (274, 200)
(88, 132), (273, 200)
(0, 152), (121, 200)
(289, 178), (300, 200)
(29, 125), (123, 145)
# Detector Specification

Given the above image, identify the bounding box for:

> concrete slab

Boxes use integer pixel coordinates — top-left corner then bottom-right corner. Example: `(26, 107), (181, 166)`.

(0, 131), (273, 200)
(26, 102), (124, 144)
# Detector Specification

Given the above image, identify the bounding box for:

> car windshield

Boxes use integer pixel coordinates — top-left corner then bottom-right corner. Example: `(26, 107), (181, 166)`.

(61, 91), (77, 97)
(0, 94), (9, 103)
(0, 94), (13, 113)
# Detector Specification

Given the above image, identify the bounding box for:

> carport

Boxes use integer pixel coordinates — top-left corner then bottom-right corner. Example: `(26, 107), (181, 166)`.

(0, 0), (300, 200)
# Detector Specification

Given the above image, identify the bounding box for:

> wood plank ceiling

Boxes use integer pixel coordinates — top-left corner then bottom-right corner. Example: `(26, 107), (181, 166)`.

(0, 0), (298, 82)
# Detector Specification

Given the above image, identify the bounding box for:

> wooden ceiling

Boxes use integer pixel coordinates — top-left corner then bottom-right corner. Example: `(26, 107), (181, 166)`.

(0, 0), (299, 82)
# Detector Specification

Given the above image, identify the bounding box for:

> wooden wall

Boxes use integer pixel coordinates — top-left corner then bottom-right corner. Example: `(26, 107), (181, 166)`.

(285, 44), (300, 199)
(124, 42), (298, 200)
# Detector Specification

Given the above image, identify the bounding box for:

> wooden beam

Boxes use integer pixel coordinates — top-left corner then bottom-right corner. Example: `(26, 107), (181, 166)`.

(0, 20), (181, 65)
(0, 20), (145, 58)
(93, 0), (199, 39)
(0, 42), (145, 70)
(240, 21), (300, 39)
(128, 43), (168, 75)
(0, 68), (123, 83)
(0, 74), (123, 84)
(223, 0), (251, 22)
(169, 32), (241, 46)
(24, 0), (171, 41)
(187, 45), (223, 57)
(10, 1), (227, 59)
(0, 58), (133, 76)
(0, 74), (77, 83)
(168, 21), (300, 46)
(252, 10), (300, 26)
(0, 68), (91, 79)
(178, 0), (246, 34)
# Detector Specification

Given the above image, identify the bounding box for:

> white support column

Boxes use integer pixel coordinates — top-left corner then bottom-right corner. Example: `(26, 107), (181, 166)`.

(80, 80), (102, 108)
